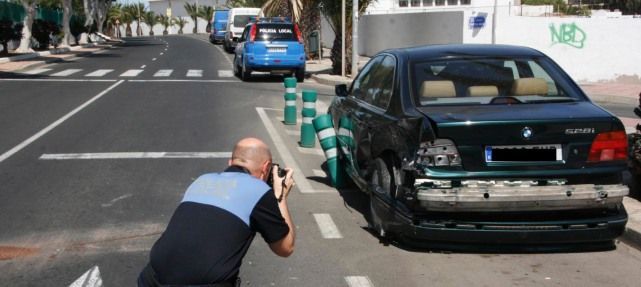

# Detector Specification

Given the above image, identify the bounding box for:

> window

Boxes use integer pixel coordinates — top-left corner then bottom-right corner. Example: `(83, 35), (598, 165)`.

(411, 0), (421, 6)
(423, 0), (433, 7)
(460, 0), (471, 5)
(256, 23), (296, 41)
(368, 56), (395, 109)
(447, 0), (458, 5)
(399, 0), (408, 7)
(435, 0), (445, 6)
(352, 56), (384, 102)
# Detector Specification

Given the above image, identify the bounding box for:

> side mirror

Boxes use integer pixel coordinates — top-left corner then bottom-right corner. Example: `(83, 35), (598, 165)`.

(335, 84), (348, 97)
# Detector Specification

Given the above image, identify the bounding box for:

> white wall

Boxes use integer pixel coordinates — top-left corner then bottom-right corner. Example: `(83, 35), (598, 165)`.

(494, 16), (641, 83)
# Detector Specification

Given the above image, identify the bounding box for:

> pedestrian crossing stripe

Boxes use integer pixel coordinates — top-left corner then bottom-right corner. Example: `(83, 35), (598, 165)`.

(154, 69), (173, 77)
(218, 70), (234, 77)
(186, 69), (203, 77)
(22, 68), (52, 75)
(51, 69), (83, 77)
(120, 69), (144, 77)
(85, 69), (114, 77)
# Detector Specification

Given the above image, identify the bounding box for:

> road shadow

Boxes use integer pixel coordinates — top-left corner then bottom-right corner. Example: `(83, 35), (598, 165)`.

(0, 71), (48, 79)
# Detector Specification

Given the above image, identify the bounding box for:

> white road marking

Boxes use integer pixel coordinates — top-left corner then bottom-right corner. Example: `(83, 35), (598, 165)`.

(345, 276), (374, 287)
(69, 265), (102, 287)
(160, 52), (164, 55)
(152, 58), (157, 61)
(186, 69), (203, 77)
(85, 69), (114, 77)
(153, 69), (173, 77)
(284, 129), (300, 136)
(51, 69), (83, 77)
(101, 194), (133, 207)
(313, 213), (343, 239)
(297, 146), (324, 156)
(22, 68), (51, 75)
(0, 79), (116, 82)
(128, 79), (239, 83)
(312, 169), (327, 177)
(0, 80), (124, 163)
(140, 65), (146, 69)
(39, 152), (232, 160)
(120, 69), (144, 77)
(218, 70), (234, 77)
(257, 107), (320, 194)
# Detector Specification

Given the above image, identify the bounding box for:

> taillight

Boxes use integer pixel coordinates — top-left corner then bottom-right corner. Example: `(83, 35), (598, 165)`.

(249, 24), (256, 42)
(417, 139), (461, 167)
(294, 24), (303, 43)
(587, 131), (628, 162)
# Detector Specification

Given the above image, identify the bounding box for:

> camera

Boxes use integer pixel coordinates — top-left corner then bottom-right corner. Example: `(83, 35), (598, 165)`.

(267, 163), (287, 188)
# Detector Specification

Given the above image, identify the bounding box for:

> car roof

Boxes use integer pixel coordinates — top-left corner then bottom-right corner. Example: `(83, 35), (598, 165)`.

(382, 44), (546, 61)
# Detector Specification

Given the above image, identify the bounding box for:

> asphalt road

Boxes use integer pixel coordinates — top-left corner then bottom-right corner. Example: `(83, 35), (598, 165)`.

(1, 35), (641, 287)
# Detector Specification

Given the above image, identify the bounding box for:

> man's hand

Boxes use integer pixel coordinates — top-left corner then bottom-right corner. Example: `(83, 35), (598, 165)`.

(273, 167), (294, 201)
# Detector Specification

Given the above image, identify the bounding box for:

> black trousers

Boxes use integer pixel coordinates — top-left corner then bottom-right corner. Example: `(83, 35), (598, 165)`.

(137, 264), (240, 287)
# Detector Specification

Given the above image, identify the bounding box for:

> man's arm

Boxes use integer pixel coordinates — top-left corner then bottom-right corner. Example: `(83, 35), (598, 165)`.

(269, 168), (296, 257)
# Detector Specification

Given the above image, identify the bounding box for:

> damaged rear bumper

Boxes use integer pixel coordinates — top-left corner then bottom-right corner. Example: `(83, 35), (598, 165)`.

(414, 180), (629, 212)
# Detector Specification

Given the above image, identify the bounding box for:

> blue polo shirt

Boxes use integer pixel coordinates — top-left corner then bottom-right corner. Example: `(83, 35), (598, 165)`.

(149, 166), (289, 285)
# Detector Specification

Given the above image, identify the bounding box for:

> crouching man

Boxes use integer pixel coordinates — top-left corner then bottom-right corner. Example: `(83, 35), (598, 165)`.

(138, 137), (296, 286)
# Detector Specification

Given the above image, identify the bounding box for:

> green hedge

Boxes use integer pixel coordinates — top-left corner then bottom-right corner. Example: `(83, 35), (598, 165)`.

(0, 2), (64, 25)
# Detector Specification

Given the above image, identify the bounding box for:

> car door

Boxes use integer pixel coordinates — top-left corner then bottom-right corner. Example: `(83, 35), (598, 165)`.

(235, 26), (250, 65)
(339, 55), (387, 177)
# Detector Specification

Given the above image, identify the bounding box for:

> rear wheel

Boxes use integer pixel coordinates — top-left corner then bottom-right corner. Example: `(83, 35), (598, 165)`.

(368, 157), (398, 240)
(241, 60), (251, 81)
(295, 68), (305, 82)
(233, 56), (241, 77)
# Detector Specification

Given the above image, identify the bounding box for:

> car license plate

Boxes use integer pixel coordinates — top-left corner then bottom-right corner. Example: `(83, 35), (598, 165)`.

(485, 144), (562, 162)
(268, 47), (287, 53)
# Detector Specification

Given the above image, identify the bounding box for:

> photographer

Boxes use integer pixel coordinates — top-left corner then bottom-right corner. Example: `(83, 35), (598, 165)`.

(138, 137), (295, 287)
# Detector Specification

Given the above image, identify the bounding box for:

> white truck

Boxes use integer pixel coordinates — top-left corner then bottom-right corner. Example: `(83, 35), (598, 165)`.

(223, 7), (262, 52)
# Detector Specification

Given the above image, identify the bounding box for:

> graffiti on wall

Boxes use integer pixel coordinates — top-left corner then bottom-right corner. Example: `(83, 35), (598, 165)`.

(549, 22), (586, 49)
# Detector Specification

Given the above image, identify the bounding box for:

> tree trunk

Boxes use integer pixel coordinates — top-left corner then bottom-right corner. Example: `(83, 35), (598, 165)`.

(330, 26), (353, 76)
(17, 1), (36, 53)
(83, 0), (95, 28)
(126, 23), (132, 37)
(62, 0), (73, 47)
(192, 17), (197, 34)
(300, 4), (320, 59)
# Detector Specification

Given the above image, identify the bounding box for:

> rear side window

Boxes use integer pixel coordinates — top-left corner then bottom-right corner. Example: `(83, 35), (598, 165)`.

(256, 24), (297, 41)
(234, 15), (252, 28)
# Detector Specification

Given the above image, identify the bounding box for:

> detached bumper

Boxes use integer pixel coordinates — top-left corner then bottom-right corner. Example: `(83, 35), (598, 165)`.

(415, 181), (629, 212)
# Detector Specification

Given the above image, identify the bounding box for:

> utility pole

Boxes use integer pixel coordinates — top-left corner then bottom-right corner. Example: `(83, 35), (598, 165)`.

(341, 0), (345, 77)
(351, 0), (358, 78)
(492, 0), (497, 44)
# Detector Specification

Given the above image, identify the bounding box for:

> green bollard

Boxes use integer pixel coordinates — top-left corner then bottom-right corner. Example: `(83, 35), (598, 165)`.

(313, 114), (343, 188)
(283, 77), (297, 125)
(300, 90), (317, 147)
(337, 116), (355, 174)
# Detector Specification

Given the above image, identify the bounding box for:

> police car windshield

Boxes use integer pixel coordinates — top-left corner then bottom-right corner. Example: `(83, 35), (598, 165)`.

(256, 24), (297, 41)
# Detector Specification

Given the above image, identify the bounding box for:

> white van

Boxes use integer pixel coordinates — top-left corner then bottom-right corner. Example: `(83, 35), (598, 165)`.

(223, 7), (262, 52)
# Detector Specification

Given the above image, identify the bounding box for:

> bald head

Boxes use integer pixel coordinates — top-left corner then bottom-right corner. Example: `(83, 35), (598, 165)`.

(229, 138), (272, 176)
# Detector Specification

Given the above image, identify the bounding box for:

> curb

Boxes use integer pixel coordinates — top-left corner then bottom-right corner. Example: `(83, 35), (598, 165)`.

(0, 43), (98, 64)
(310, 74), (352, 87)
(622, 196), (641, 249)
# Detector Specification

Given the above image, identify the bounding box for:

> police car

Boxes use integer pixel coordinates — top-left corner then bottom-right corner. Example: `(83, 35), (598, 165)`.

(233, 17), (306, 82)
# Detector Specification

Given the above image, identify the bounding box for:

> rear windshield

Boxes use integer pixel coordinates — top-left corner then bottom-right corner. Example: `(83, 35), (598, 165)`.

(256, 23), (297, 41)
(412, 57), (585, 106)
(233, 15), (252, 28)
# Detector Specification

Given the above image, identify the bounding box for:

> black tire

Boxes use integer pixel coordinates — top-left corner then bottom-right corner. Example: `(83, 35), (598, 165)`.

(367, 157), (398, 240)
(295, 68), (305, 83)
(241, 60), (251, 81)
(233, 56), (241, 77)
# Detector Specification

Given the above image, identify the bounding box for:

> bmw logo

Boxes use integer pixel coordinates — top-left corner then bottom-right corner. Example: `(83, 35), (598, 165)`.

(521, 127), (533, 140)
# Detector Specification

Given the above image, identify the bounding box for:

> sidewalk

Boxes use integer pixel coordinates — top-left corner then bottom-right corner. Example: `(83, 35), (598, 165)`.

(0, 43), (114, 73)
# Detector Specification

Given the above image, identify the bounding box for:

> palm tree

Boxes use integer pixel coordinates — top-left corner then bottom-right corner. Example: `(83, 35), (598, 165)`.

(159, 14), (171, 35)
(199, 5), (215, 33)
(144, 11), (159, 36)
(107, 3), (123, 38)
(319, 0), (373, 75)
(128, 2), (146, 36)
(173, 17), (187, 34)
(121, 4), (135, 37)
(184, 2), (200, 33)
(261, 0), (322, 58)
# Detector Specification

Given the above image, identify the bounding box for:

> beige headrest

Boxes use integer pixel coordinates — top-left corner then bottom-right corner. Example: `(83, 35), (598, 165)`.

(467, 85), (498, 97)
(420, 80), (456, 98)
(511, 78), (548, 96)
